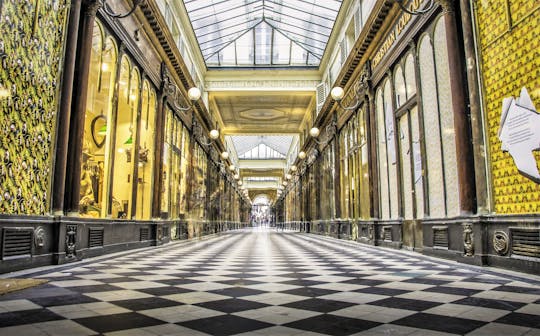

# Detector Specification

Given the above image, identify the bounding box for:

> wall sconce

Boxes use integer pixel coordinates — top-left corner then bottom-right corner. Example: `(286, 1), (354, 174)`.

(285, 173), (292, 180)
(395, 0), (434, 15)
(234, 173), (240, 180)
(228, 164), (236, 172)
(169, 86), (201, 112)
(221, 151), (229, 160)
(310, 121), (337, 146)
(298, 151), (306, 160)
(193, 122), (219, 146)
(331, 86), (361, 111)
(290, 165), (297, 172)
(100, 0), (144, 19)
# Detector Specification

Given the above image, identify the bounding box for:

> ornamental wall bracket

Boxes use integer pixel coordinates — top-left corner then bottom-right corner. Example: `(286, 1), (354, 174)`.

(160, 62), (192, 113)
(462, 223), (474, 257)
(65, 224), (77, 258)
(493, 231), (509, 256)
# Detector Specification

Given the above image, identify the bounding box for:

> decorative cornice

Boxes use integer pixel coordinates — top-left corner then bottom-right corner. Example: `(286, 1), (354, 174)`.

(205, 80), (320, 91)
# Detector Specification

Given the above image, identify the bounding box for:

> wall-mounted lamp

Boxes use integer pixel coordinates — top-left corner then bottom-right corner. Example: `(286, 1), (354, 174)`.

(100, 0), (144, 19)
(395, 0), (434, 15)
(238, 181), (243, 186)
(228, 164), (236, 172)
(290, 165), (297, 172)
(221, 151), (229, 160)
(298, 151), (306, 160)
(285, 173), (292, 180)
(234, 173), (240, 180)
(331, 86), (361, 111)
(169, 86), (201, 112)
(310, 121), (337, 146)
(282, 181), (288, 186)
(193, 122), (219, 146)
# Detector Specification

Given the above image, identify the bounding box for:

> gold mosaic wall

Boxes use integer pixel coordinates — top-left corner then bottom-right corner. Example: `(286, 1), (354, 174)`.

(0, 0), (69, 214)
(475, 0), (540, 214)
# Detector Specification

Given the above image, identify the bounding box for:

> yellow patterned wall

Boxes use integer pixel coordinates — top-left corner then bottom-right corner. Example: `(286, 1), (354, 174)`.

(0, 0), (69, 214)
(475, 0), (540, 214)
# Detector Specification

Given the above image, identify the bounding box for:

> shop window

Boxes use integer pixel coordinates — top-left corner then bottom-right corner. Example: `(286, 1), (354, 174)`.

(160, 108), (190, 220)
(135, 81), (157, 219)
(79, 22), (117, 218)
(417, 15), (459, 218)
(394, 65), (406, 108)
(405, 54), (417, 98)
(111, 57), (140, 219)
(384, 80), (399, 218)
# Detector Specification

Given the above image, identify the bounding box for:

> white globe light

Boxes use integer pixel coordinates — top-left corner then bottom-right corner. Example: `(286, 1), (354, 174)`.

(298, 151), (306, 159)
(229, 164), (235, 171)
(238, 181), (243, 186)
(286, 174), (292, 180)
(221, 151), (229, 160)
(188, 87), (201, 101)
(330, 86), (344, 101)
(290, 165), (297, 172)
(282, 181), (288, 186)
(310, 127), (320, 137)
(209, 129), (220, 139)
(234, 174), (240, 180)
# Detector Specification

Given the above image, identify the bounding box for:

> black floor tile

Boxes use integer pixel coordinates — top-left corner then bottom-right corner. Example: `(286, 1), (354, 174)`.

(452, 297), (526, 311)
(282, 286), (338, 297)
(401, 277), (451, 286)
(283, 298), (356, 313)
(218, 279), (263, 286)
(29, 294), (98, 307)
(0, 309), (63, 328)
(209, 286), (266, 298)
(113, 297), (182, 311)
(355, 286), (408, 296)
(284, 314), (381, 336)
(494, 312), (540, 328)
(282, 279), (326, 287)
(137, 286), (190, 296)
(195, 298), (269, 313)
(179, 314), (273, 335)
(74, 312), (165, 333)
(493, 285), (540, 295)
(424, 286), (481, 296)
(67, 284), (122, 293)
(156, 278), (202, 286)
(393, 312), (487, 334)
(368, 297), (442, 311)
(0, 284), (74, 300)
(342, 279), (386, 286)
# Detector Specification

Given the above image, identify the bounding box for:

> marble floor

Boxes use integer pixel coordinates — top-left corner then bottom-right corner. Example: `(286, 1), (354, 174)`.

(1, 228), (539, 336)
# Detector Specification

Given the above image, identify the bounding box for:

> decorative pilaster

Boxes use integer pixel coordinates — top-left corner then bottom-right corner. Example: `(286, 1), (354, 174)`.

(439, 0), (476, 215)
(52, 0), (83, 215)
(64, 0), (102, 214)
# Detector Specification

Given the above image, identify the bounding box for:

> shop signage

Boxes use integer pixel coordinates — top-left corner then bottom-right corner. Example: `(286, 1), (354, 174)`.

(372, 0), (425, 69)
(498, 87), (540, 184)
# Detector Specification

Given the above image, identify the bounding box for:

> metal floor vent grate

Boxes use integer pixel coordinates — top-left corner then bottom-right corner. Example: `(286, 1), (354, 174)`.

(2, 228), (33, 259)
(512, 228), (540, 259)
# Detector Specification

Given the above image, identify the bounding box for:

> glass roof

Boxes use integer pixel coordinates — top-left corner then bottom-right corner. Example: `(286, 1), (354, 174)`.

(183, 0), (342, 67)
(229, 135), (295, 158)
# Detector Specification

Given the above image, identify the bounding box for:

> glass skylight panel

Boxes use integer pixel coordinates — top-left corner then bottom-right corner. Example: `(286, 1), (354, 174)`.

(272, 31), (291, 64)
(236, 32), (254, 65)
(183, 0), (342, 67)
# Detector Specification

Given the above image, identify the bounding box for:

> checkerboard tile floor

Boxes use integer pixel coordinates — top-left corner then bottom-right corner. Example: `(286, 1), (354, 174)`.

(1, 228), (539, 335)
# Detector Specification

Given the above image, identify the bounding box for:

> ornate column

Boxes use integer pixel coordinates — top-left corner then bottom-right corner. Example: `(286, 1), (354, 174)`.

(64, 0), (101, 214)
(52, 0), (82, 215)
(440, 0), (476, 215)
(152, 63), (169, 218)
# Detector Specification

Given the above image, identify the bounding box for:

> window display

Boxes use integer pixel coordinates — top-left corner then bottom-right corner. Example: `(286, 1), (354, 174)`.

(79, 22), (117, 218)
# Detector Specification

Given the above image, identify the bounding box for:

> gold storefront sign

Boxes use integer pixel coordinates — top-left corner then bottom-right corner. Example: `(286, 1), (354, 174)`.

(372, 0), (424, 69)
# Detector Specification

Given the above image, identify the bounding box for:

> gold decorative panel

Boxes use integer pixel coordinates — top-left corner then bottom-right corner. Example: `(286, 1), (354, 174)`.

(0, 0), (69, 214)
(476, 0), (540, 214)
